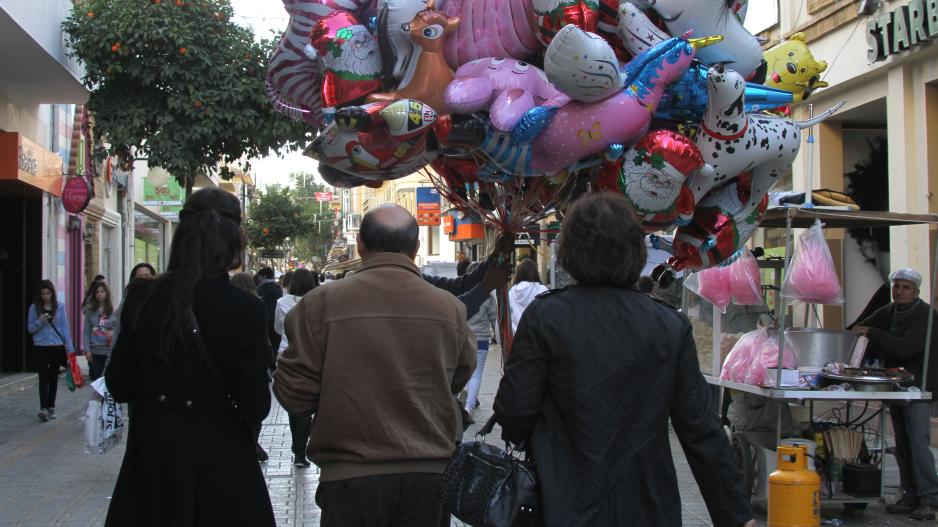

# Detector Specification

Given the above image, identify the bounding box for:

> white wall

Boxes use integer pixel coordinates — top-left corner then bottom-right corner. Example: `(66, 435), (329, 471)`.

(0, 0), (83, 79)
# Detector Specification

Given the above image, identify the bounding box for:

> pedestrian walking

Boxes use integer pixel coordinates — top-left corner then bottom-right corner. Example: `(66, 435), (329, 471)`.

(82, 280), (115, 381)
(110, 263), (157, 351)
(129, 262), (156, 281)
(104, 188), (275, 527)
(273, 204), (475, 527)
(508, 258), (548, 334)
(273, 268), (319, 467)
(493, 192), (755, 527)
(230, 271), (257, 296)
(463, 262), (498, 416)
(26, 279), (75, 422)
(256, 266), (284, 351)
(81, 274), (107, 308)
(855, 268), (938, 520)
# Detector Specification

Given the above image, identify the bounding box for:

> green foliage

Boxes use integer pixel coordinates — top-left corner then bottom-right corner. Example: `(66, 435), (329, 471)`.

(62, 0), (311, 187)
(245, 185), (309, 249)
(289, 172), (337, 266)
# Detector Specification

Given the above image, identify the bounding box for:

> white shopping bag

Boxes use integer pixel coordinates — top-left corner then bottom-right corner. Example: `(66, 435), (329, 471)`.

(82, 377), (125, 454)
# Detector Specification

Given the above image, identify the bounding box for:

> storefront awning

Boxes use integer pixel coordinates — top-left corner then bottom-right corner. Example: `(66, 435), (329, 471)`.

(0, 133), (63, 196)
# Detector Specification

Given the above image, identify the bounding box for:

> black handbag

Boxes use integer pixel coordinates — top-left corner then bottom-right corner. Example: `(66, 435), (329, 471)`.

(439, 416), (540, 527)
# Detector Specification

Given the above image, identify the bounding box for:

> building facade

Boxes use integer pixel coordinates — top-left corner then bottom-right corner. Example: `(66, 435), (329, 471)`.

(753, 0), (938, 328)
(0, 1), (88, 372)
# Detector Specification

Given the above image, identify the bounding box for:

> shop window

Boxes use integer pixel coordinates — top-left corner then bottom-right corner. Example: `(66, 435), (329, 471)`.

(134, 211), (163, 271)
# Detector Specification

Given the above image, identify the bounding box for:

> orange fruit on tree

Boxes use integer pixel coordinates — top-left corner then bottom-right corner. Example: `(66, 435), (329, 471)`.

(179, 47), (187, 55)
(86, 11), (94, 17)
(111, 43), (121, 52)
(193, 100), (203, 109)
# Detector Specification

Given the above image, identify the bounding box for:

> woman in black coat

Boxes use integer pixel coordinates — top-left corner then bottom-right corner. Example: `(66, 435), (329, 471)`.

(105, 188), (275, 526)
(493, 193), (754, 527)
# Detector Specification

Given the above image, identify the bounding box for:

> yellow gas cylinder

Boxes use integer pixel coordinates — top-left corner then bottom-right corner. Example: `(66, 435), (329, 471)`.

(768, 445), (820, 527)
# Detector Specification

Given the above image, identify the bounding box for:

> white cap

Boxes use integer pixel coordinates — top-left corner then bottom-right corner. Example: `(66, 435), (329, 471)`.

(889, 268), (922, 288)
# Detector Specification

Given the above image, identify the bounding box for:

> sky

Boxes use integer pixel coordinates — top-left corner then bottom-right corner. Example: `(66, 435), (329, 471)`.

(231, 0), (780, 190)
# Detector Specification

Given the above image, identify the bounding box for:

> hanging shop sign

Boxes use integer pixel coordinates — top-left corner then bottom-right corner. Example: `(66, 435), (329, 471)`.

(449, 209), (485, 241)
(142, 178), (184, 206)
(867, 0), (938, 62)
(0, 133), (64, 196)
(416, 187), (442, 226)
(62, 177), (92, 213)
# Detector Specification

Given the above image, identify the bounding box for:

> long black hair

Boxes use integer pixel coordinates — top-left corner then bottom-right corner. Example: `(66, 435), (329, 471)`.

(34, 279), (57, 318)
(147, 188), (243, 361)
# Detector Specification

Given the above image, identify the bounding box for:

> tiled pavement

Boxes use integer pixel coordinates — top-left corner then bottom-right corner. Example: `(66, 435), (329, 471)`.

(1, 353), (937, 526)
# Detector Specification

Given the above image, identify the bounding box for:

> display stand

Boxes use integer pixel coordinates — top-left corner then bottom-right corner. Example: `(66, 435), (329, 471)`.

(702, 207), (938, 504)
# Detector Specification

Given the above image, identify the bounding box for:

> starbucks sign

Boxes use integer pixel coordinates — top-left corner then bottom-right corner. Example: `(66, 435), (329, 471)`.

(867, 0), (938, 62)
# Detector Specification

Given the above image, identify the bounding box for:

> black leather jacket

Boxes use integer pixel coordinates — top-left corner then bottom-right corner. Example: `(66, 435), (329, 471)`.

(494, 286), (751, 527)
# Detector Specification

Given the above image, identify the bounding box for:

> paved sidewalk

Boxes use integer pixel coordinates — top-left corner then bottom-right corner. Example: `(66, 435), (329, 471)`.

(0, 349), (936, 526)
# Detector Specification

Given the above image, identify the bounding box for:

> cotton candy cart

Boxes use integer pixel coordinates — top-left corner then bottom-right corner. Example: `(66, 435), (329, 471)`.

(699, 207), (938, 505)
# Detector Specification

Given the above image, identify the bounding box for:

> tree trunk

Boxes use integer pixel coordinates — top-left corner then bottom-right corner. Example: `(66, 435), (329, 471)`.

(185, 175), (193, 198)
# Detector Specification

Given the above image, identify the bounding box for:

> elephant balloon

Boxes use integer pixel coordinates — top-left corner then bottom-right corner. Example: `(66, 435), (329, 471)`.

(444, 58), (571, 131)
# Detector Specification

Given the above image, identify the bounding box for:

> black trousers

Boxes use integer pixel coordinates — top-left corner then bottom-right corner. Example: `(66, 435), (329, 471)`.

(88, 354), (108, 381)
(316, 473), (450, 527)
(35, 346), (65, 409)
(289, 413), (311, 457)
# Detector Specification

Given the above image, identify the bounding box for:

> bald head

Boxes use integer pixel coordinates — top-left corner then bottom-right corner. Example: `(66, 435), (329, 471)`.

(358, 204), (420, 257)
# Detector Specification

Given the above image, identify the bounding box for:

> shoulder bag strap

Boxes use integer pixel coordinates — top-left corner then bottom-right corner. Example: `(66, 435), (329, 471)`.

(186, 307), (240, 412)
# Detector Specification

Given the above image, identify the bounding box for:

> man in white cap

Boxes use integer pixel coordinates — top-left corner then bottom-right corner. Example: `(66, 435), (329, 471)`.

(855, 268), (938, 520)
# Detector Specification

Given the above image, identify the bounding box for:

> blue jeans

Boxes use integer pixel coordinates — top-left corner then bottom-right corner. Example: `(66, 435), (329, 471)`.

(465, 340), (489, 411)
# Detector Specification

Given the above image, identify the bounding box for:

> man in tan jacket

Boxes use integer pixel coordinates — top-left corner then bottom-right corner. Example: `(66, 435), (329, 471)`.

(273, 204), (476, 527)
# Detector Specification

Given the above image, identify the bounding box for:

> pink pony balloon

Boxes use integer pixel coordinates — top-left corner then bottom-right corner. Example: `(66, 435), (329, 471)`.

(444, 58), (570, 131)
(480, 31), (703, 177)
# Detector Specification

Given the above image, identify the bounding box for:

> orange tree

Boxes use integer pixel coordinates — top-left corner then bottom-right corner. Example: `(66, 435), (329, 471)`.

(63, 0), (311, 191)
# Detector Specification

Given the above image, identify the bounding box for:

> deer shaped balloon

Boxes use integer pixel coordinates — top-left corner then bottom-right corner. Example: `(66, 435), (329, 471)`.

(366, 0), (458, 113)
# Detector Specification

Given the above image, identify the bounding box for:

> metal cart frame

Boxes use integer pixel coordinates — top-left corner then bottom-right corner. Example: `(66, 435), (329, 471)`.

(702, 207), (938, 503)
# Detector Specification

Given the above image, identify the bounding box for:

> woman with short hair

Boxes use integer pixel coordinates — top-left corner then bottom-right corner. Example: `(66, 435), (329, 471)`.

(493, 192), (754, 527)
(105, 188), (275, 526)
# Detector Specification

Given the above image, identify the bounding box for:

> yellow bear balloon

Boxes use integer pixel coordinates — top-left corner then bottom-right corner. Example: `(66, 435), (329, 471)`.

(763, 32), (829, 102)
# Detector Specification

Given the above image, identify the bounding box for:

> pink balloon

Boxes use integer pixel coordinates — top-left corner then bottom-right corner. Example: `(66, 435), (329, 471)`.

(442, 0), (543, 68)
(444, 58), (570, 131)
(527, 37), (697, 176)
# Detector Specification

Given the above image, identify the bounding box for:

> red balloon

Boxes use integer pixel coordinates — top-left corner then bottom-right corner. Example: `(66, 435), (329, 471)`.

(669, 173), (769, 271)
